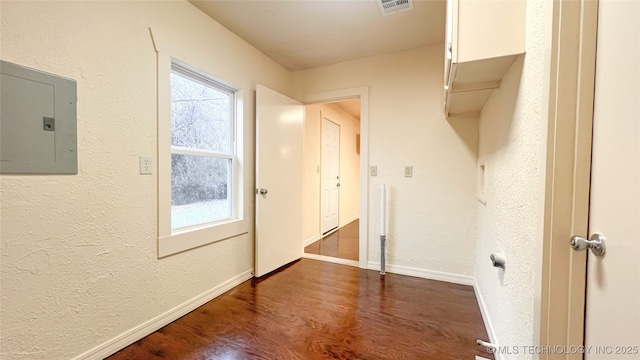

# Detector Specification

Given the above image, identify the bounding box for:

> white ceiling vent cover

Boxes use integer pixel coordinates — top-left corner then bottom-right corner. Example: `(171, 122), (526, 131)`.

(377, 0), (414, 16)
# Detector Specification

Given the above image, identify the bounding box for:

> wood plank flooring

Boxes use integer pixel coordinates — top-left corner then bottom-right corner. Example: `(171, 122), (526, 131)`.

(304, 220), (359, 261)
(108, 259), (492, 359)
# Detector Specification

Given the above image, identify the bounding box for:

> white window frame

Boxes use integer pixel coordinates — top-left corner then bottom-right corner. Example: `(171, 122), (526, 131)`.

(157, 54), (248, 258)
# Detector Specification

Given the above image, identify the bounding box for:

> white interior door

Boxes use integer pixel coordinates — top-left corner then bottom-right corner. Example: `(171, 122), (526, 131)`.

(585, 1), (640, 357)
(321, 118), (340, 234)
(255, 85), (303, 277)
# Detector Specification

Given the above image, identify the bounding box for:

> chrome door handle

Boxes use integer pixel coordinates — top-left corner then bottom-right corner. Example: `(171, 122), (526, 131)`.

(257, 188), (268, 195)
(570, 233), (606, 256)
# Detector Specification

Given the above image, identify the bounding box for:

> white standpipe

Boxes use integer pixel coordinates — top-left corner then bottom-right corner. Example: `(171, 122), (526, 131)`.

(380, 184), (387, 275)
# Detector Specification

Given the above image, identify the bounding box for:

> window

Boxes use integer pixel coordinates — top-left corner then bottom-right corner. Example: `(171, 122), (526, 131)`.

(154, 39), (249, 257)
(170, 64), (236, 230)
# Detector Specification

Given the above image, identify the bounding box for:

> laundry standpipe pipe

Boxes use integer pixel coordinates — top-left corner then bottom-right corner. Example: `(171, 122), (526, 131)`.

(380, 184), (387, 275)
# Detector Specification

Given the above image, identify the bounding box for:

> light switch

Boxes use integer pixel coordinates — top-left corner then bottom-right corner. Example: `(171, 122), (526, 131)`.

(370, 165), (378, 177)
(404, 166), (413, 177)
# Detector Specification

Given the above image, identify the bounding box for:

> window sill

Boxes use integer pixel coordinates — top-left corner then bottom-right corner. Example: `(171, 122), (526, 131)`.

(158, 218), (249, 258)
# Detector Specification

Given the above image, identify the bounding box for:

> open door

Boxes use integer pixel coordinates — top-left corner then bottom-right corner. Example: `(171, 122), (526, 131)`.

(255, 85), (304, 277)
(584, 1), (639, 357)
(541, 0), (639, 357)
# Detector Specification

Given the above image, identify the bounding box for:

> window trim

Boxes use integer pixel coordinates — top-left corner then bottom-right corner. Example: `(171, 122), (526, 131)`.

(156, 53), (248, 258)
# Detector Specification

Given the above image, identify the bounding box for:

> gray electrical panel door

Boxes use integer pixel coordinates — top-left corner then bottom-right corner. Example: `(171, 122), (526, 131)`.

(1, 60), (77, 174)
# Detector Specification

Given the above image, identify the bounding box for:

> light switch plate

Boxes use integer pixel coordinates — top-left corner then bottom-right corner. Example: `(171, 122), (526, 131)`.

(370, 165), (378, 177)
(404, 166), (413, 177)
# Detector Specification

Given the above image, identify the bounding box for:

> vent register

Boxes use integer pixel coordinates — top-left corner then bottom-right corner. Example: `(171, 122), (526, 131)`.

(377, 0), (414, 16)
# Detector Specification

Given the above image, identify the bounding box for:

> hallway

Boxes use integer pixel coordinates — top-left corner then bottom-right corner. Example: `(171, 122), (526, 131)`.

(305, 220), (359, 261)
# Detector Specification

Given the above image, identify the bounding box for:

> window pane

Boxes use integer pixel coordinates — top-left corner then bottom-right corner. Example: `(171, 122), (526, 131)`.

(171, 154), (231, 229)
(171, 72), (231, 153)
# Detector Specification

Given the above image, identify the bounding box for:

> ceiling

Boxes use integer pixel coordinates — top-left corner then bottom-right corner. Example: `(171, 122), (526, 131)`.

(335, 99), (361, 120)
(189, 0), (446, 71)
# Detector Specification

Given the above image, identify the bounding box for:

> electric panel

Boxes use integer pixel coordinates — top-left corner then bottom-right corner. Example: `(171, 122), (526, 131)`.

(1, 60), (77, 174)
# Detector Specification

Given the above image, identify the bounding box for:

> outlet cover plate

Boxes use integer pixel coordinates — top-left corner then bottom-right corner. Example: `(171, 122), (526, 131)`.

(140, 156), (153, 175)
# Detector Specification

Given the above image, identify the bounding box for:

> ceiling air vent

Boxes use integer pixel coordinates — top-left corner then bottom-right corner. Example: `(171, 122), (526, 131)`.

(377, 0), (414, 16)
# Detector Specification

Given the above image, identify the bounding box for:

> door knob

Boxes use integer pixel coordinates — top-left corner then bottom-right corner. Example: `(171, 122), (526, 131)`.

(570, 233), (606, 256)
(257, 188), (268, 195)
(337, 183), (341, 187)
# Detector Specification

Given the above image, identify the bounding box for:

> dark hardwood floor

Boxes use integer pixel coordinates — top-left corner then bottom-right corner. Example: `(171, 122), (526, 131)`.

(304, 220), (359, 261)
(108, 259), (492, 360)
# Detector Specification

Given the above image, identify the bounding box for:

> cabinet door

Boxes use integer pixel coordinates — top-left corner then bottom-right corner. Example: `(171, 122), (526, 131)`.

(456, 0), (525, 63)
(444, 0), (454, 87)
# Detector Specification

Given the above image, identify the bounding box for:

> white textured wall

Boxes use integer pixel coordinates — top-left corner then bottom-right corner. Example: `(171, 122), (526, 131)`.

(303, 103), (360, 243)
(0, 1), (291, 359)
(473, 0), (552, 356)
(294, 46), (479, 276)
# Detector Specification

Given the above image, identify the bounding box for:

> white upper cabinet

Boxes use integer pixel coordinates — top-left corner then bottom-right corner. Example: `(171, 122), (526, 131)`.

(444, 0), (526, 117)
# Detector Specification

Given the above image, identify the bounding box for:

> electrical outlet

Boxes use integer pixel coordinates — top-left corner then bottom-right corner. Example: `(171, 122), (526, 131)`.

(404, 166), (413, 177)
(140, 156), (153, 175)
(370, 165), (378, 177)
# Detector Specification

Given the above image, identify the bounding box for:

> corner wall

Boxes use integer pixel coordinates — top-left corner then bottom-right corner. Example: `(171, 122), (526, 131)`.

(293, 46), (479, 279)
(0, 1), (292, 359)
(473, 0), (552, 355)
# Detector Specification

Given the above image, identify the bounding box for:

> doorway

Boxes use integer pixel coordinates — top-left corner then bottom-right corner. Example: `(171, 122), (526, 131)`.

(302, 98), (361, 266)
(321, 118), (340, 235)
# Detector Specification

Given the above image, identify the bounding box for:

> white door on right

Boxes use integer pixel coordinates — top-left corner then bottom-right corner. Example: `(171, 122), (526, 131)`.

(321, 118), (340, 234)
(585, 1), (640, 358)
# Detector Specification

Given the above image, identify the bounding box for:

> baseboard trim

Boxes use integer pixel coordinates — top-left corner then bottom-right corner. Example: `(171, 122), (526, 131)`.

(303, 253), (359, 267)
(473, 279), (501, 360)
(71, 269), (253, 360)
(367, 261), (474, 286)
(303, 234), (321, 247)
